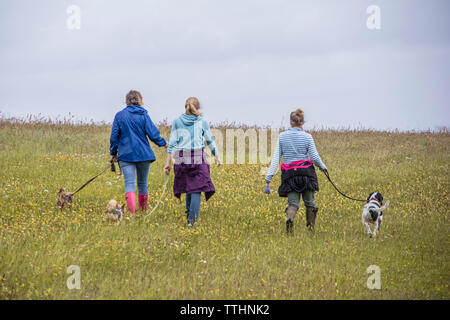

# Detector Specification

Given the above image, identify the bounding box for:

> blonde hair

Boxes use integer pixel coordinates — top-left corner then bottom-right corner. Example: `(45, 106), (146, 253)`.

(126, 90), (143, 106)
(185, 97), (201, 116)
(290, 108), (304, 126)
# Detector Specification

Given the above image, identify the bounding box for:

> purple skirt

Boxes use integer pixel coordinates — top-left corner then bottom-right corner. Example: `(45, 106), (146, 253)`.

(173, 149), (215, 201)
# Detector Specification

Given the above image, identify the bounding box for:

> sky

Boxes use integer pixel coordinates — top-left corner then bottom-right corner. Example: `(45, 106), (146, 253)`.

(0, 0), (449, 131)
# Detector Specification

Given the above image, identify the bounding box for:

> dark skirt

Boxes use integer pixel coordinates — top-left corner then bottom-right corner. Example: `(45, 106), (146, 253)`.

(173, 149), (215, 201)
(278, 165), (319, 197)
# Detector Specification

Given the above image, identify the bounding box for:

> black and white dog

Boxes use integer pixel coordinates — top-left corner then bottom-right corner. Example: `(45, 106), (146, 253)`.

(362, 192), (390, 237)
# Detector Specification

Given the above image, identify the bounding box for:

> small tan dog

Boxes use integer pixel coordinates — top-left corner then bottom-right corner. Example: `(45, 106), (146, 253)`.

(105, 199), (125, 223)
(57, 188), (74, 210)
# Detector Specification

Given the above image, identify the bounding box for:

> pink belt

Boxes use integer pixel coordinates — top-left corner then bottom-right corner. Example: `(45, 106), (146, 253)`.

(281, 160), (312, 171)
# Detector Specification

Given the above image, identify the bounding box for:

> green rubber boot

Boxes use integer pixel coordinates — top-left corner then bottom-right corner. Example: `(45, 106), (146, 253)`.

(306, 206), (319, 232)
(285, 205), (298, 235)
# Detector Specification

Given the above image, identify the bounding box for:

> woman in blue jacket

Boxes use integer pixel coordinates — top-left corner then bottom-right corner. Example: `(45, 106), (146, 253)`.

(110, 90), (167, 214)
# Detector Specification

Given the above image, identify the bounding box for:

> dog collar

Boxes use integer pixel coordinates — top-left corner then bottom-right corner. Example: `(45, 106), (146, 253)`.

(369, 192), (380, 202)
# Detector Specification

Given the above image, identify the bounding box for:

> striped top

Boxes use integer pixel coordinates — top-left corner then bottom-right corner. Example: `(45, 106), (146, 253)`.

(265, 127), (326, 181)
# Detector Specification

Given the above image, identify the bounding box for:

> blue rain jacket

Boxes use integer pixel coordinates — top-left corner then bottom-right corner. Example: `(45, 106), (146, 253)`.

(109, 105), (167, 162)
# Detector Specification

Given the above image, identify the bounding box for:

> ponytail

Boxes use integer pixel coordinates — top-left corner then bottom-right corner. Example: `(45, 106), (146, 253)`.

(126, 90), (143, 106)
(290, 108), (305, 126)
(185, 97), (201, 116)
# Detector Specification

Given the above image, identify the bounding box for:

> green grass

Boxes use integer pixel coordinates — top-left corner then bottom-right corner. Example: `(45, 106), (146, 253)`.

(0, 119), (448, 299)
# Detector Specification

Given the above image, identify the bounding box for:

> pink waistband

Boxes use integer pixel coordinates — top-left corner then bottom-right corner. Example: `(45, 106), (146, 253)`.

(281, 160), (312, 171)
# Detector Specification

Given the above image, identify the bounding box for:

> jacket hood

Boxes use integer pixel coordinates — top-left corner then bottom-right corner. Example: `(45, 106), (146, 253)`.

(179, 113), (202, 126)
(126, 105), (148, 115)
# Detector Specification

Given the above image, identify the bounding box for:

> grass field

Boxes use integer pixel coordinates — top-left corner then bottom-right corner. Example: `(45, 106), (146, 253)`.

(0, 118), (448, 299)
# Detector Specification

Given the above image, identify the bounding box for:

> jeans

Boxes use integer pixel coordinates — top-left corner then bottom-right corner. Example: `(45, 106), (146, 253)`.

(119, 161), (151, 194)
(185, 192), (201, 224)
(287, 190), (317, 209)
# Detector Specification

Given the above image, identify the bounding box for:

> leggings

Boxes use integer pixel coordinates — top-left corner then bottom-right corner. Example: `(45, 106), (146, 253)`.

(287, 190), (317, 209)
(185, 193), (201, 224)
(119, 161), (151, 194)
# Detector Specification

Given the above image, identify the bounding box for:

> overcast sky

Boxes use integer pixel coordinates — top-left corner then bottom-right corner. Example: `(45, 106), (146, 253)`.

(0, 0), (449, 130)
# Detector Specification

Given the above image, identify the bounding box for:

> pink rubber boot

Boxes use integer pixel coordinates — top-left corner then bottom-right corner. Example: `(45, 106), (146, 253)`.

(138, 194), (148, 211)
(125, 192), (136, 214)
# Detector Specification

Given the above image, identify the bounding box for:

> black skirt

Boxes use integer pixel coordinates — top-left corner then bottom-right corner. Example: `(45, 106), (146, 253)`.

(278, 165), (319, 197)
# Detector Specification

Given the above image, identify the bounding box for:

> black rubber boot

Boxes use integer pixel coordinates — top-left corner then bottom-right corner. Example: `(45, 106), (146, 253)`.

(306, 206), (318, 232)
(312, 207), (318, 229)
(286, 219), (293, 234)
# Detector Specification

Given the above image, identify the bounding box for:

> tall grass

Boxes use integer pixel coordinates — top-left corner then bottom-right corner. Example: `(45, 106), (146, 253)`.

(0, 116), (448, 299)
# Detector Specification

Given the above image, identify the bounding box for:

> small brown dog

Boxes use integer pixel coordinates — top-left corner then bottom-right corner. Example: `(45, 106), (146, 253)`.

(105, 199), (125, 223)
(57, 188), (74, 210)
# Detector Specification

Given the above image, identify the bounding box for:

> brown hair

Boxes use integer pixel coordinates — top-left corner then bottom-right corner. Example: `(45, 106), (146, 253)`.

(126, 90), (143, 106)
(185, 97), (201, 116)
(290, 108), (304, 127)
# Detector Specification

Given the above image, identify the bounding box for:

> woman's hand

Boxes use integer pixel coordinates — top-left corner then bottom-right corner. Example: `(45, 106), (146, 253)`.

(164, 154), (172, 175)
(164, 164), (171, 175)
(111, 155), (118, 162)
(214, 156), (221, 166)
(164, 142), (169, 149)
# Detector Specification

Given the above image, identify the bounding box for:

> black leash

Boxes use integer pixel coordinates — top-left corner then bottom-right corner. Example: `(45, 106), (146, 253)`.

(72, 165), (110, 195)
(323, 171), (366, 202)
(72, 158), (119, 195)
(110, 158), (122, 175)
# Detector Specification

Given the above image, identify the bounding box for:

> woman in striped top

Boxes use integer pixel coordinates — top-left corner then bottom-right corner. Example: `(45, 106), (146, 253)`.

(265, 108), (327, 234)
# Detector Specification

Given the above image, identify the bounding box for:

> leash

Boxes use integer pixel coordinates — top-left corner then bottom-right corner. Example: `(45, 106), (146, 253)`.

(73, 158), (118, 195)
(110, 159), (122, 175)
(323, 170), (366, 202)
(284, 136), (366, 202)
(72, 165), (110, 195)
(144, 172), (171, 218)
